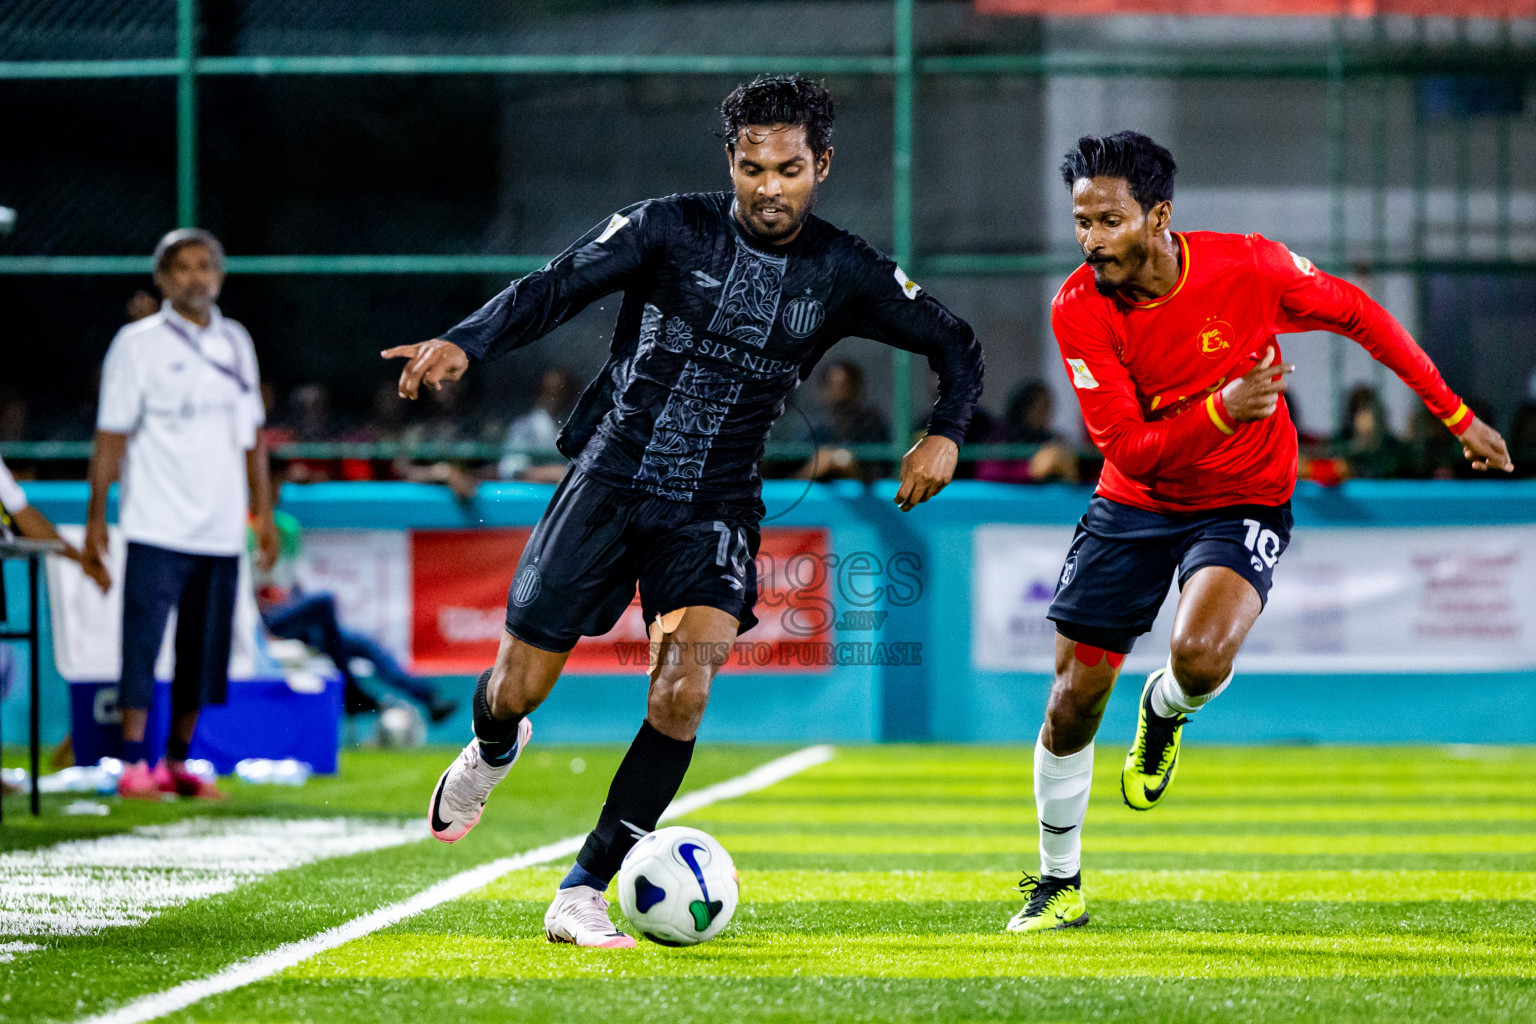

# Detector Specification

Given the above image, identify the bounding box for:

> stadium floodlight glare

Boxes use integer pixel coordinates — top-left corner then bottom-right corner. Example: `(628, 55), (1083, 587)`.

(0, 206), (15, 235)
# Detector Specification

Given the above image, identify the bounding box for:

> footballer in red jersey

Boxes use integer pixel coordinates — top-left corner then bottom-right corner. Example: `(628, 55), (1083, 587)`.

(1008, 131), (1512, 935)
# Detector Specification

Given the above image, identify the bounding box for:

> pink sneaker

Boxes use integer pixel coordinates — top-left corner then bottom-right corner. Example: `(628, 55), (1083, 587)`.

(117, 760), (161, 800)
(151, 760), (177, 793)
(168, 763), (227, 800)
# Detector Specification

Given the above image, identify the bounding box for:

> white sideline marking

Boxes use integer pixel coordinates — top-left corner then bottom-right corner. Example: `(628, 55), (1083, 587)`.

(0, 941), (44, 962)
(74, 744), (835, 1024)
(1, 818), (423, 940)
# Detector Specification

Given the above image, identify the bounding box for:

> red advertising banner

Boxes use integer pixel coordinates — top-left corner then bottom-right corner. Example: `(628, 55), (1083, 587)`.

(977, 1), (1532, 15)
(410, 527), (833, 674)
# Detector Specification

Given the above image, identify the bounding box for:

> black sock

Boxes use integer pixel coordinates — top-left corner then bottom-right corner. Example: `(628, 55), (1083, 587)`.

(472, 669), (524, 766)
(165, 735), (190, 763)
(574, 720), (695, 884)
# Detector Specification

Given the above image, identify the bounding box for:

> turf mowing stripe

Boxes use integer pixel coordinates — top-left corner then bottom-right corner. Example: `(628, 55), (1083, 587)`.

(466, 867), (1536, 903)
(70, 744), (834, 1024)
(698, 801), (1536, 825)
(284, 928), (1536, 981)
(708, 832), (1536, 855)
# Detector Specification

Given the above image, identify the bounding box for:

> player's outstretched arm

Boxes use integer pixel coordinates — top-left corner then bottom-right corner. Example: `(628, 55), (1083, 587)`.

(382, 338), (470, 400)
(1263, 238), (1510, 472)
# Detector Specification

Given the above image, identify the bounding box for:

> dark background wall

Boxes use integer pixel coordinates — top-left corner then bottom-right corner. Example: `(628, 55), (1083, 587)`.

(1, 1), (1532, 444)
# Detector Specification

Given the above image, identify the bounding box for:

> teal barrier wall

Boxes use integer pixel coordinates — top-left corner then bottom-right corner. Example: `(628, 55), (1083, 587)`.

(7, 479), (1536, 749)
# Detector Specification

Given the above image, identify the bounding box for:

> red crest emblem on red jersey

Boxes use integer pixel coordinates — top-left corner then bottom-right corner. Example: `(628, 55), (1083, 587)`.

(1198, 319), (1233, 357)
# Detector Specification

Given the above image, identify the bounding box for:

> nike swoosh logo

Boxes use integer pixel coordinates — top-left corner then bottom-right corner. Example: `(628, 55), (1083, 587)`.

(1039, 820), (1077, 835)
(693, 270), (722, 288)
(429, 774), (455, 833)
(1143, 764), (1174, 801)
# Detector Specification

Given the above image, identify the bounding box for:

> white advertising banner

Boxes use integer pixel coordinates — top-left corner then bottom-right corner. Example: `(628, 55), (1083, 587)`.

(296, 529), (411, 664)
(972, 523), (1536, 674)
(46, 525), (263, 683)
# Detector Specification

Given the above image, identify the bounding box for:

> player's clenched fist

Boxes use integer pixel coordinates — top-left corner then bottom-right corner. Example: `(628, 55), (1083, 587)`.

(1459, 416), (1514, 473)
(382, 338), (470, 399)
(1220, 346), (1294, 423)
(895, 434), (959, 512)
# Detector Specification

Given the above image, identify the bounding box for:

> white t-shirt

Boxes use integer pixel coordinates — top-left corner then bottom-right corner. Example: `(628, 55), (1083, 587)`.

(0, 454), (28, 522)
(96, 302), (265, 556)
(497, 407), (564, 479)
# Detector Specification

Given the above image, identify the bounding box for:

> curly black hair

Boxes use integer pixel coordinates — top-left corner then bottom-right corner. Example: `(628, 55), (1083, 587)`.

(1059, 131), (1177, 213)
(720, 74), (835, 158)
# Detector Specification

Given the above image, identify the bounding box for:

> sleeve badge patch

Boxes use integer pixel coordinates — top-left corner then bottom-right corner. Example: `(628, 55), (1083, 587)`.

(595, 212), (632, 245)
(894, 266), (922, 300)
(1289, 250), (1316, 276)
(1066, 358), (1099, 390)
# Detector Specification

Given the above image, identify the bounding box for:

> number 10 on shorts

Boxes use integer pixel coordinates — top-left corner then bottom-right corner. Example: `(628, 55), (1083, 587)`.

(1242, 518), (1282, 573)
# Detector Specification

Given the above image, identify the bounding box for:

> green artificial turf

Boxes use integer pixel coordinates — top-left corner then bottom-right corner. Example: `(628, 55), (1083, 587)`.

(4, 745), (1534, 1023)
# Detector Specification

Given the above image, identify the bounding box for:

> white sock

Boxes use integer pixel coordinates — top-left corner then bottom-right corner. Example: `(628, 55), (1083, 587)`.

(1150, 657), (1233, 718)
(1034, 729), (1094, 879)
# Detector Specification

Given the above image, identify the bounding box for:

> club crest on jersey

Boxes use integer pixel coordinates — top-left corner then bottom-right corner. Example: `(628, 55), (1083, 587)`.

(894, 266), (921, 300)
(1198, 318), (1234, 358)
(781, 293), (825, 338)
(1289, 249), (1316, 276)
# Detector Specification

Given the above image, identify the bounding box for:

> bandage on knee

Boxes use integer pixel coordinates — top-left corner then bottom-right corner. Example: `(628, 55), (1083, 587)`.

(1072, 643), (1126, 670)
(647, 608), (689, 674)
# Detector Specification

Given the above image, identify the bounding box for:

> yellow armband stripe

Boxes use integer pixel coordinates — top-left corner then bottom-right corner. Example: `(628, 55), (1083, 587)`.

(1206, 394), (1236, 436)
(1441, 403), (1472, 434)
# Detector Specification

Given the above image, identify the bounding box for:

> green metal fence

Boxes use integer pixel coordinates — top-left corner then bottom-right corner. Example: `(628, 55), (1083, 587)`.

(2, 1), (1534, 464)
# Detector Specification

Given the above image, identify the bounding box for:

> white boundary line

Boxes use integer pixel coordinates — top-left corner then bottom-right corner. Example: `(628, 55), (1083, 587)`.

(75, 744), (835, 1024)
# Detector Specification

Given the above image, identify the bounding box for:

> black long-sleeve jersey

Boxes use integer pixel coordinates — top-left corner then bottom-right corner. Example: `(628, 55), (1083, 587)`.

(444, 191), (984, 504)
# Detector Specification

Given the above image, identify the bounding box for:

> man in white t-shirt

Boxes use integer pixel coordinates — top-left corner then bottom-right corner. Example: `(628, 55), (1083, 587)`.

(83, 228), (278, 800)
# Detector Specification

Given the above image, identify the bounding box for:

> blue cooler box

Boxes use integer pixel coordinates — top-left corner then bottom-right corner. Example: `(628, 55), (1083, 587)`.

(69, 676), (342, 774)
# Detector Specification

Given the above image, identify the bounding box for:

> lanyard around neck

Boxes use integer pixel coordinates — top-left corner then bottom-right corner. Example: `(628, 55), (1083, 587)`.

(163, 317), (251, 394)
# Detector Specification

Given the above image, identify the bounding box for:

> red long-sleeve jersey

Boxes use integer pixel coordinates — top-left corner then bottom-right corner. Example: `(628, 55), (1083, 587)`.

(1051, 231), (1472, 513)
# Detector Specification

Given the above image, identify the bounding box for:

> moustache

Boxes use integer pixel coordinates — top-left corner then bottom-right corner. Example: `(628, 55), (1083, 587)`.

(1086, 255), (1116, 267)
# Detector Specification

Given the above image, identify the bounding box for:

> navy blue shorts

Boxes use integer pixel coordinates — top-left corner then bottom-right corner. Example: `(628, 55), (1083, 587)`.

(505, 468), (761, 652)
(119, 542), (239, 711)
(1047, 496), (1293, 655)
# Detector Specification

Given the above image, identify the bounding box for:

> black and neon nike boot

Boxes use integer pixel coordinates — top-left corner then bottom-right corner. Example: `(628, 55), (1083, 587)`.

(1006, 872), (1088, 933)
(1121, 669), (1187, 811)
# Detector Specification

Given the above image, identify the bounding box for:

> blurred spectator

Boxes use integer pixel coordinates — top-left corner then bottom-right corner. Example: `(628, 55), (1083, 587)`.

(394, 383), (481, 499)
(271, 383), (341, 483)
(1332, 385), (1409, 480)
(795, 360), (890, 481)
(1402, 405), (1462, 480)
(85, 227), (277, 800)
(125, 289), (159, 322)
(349, 379), (410, 444)
(252, 484), (457, 722)
(0, 391), (25, 442)
(976, 381), (1080, 484)
(498, 366), (579, 482)
(287, 383), (334, 442)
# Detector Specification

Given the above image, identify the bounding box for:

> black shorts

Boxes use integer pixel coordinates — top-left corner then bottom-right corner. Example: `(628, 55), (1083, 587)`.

(1047, 495), (1293, 655)
(504, 468), (761, 652)
(119, 542), (239, 711)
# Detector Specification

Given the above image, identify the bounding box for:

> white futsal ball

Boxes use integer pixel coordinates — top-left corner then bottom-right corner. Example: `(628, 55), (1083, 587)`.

(617, 826), (739, 946)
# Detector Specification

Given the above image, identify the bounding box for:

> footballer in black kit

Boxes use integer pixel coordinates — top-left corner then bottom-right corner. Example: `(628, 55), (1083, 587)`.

(450, 187), (981, 650)
(387, 75), (983, 948)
